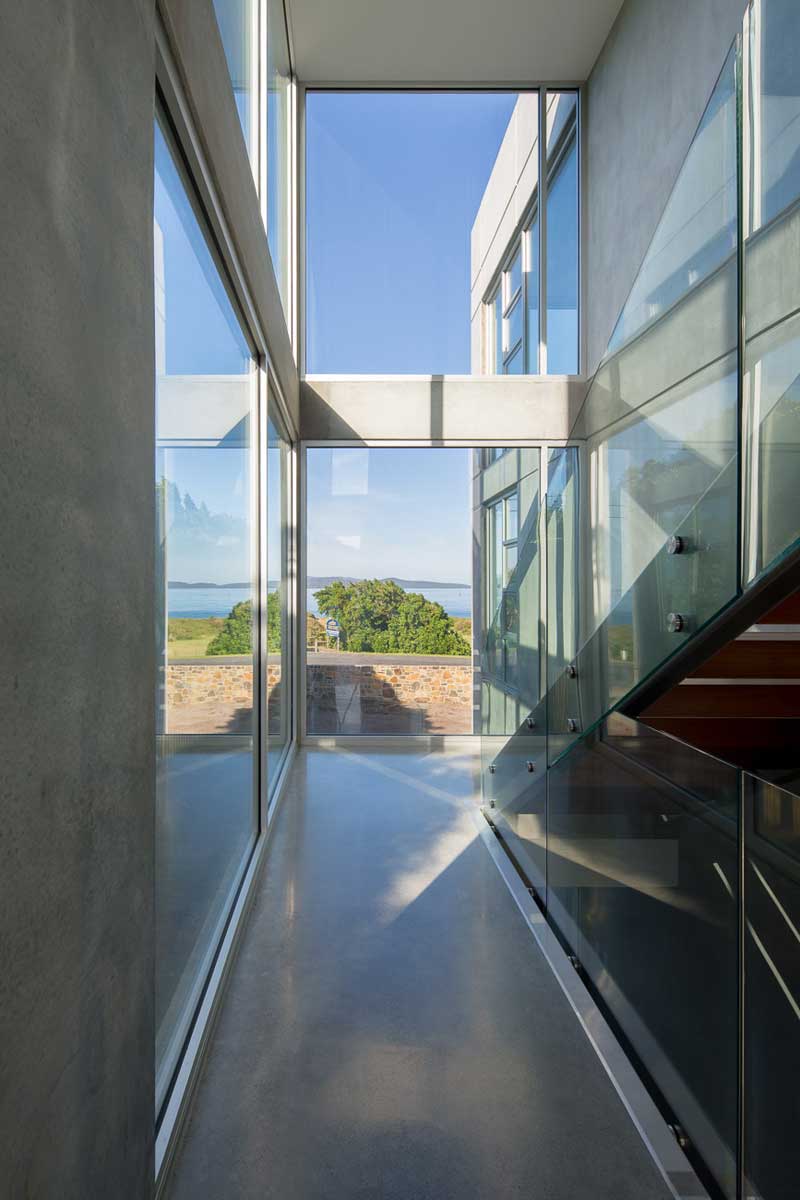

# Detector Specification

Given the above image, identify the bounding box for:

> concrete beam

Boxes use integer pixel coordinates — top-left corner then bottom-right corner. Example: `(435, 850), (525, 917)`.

(300, 376), (586, 442)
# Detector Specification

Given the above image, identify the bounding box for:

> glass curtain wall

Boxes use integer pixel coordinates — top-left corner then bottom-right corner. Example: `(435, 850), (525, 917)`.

(154, 113), (259, 1112)
(481, 9), (800, 1196)
(267, 399), (292, 787)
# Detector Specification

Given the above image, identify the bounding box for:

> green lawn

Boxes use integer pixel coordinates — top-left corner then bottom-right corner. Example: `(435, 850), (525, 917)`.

(167, 616), (222, 659)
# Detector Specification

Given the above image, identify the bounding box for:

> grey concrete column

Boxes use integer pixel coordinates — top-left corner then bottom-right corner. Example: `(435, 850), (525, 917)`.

(0, 1), (156, 1195)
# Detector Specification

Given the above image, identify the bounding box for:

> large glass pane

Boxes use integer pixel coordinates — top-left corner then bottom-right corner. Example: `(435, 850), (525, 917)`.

(479, 450), (545, 889)
(744, 774), (800, 1200)
(267, 403), (291, 791)
(305, 448), (473, 734)
(546, 447), (580, 763)
(547, 719), (739, 1197)
(213, 0), (257, 170)
(608, 49), (737, 355)
(545, 92), (579, 374)
(545, 49), (739, 759)
(743, 0), (800, 584)
(154, 117), (258, 1109)
(266, 0), (291, 315)
(306, 91), (521, 372)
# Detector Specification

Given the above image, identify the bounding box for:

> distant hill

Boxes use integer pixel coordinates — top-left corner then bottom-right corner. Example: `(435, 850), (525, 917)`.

(307, 576), (470, 590)
(169, 581), (250, 589)
(169, 576), (470, 590)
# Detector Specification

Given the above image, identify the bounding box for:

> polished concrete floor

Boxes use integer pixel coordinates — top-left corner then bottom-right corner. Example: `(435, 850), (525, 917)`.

(165, 745), (672, 1200)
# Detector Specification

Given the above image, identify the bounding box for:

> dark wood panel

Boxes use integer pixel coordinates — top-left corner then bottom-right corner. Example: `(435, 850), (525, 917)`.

(643, 684), (800, 719)
(689, 639), (800, 679)
(760, 591), (800, 624)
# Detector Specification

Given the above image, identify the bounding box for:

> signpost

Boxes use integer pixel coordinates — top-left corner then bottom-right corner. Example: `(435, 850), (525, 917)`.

(325, 618), (340, 644)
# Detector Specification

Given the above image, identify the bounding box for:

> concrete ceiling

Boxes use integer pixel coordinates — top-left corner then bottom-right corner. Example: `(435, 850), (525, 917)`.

(285, 0), (625, 85)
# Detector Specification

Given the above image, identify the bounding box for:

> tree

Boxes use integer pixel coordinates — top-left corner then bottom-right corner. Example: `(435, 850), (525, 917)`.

(207, 593), (282, 655)
(314, 579), (470, 656)
(314, 579), (406, 651)
(387, 592), (471, 655)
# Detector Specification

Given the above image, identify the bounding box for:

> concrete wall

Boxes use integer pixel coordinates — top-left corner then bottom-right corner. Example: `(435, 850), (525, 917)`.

(584, 0), (746, 374)
(0, 2), (156, 1195)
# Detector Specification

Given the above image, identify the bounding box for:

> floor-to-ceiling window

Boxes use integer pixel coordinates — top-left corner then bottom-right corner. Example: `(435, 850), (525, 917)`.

(154, 112), (259, 1113)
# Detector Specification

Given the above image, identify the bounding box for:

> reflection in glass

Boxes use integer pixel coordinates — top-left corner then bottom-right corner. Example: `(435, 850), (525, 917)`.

(744, 775), (800, 1200)
(305, 448), (472, 734)
(154, 117), (257, 1111)
(607, 49), (737, 355)
(267, 403), (291, 789)
(506, 298), (523, 357)
(213, 0), (257, 169)
(548, 720), (739, 1197)
(545, 92), (579, 374)
(266, 0), (291, 315)
(508, 248), (522, 299)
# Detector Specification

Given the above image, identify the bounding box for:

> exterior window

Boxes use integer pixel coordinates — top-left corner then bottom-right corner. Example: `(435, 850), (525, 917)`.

(493, 242), (525, 374)
(525, 213), (540, 371)
(483, 90), (579, 375)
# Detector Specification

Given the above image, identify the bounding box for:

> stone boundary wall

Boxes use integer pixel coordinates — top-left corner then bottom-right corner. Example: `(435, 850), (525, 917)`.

(166, 662), (278, 708)
(166, 659), (473, 711)
(307, 662), (472, 712)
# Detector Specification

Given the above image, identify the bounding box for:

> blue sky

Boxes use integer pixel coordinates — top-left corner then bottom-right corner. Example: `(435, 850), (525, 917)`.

(306, 91), (518, 374)
(306, 448), (472, 584)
